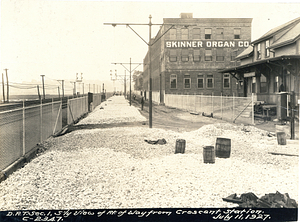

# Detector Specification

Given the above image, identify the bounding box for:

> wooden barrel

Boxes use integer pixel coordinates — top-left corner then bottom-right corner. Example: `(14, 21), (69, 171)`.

(203, 146), (215, 164)
(175, 139), (186, 154)
(276, 132), (286, 145)
(215, 138), (231, 158)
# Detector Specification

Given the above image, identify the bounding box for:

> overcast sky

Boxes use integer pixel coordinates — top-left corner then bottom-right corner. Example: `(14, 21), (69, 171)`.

(1, 0), (300, 93)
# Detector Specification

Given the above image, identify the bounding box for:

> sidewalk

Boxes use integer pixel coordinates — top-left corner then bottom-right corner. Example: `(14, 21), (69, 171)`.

(0, 95), (298, 211)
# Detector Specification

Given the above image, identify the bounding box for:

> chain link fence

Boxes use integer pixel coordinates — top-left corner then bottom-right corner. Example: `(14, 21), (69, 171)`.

(0, 93), (109, 172)
(165, 94), (255, 125)
(0, 100), (62, 171)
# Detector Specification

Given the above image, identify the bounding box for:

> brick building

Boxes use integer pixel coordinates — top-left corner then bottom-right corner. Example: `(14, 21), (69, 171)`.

(141, 13), (252, 104)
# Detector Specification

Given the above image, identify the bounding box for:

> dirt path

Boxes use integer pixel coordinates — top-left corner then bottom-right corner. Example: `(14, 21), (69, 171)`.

(130, 98), (226, 132)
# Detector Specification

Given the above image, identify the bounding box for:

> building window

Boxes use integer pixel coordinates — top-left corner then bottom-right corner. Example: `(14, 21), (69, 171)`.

(234, 28), (241, 39)
(257, 43), (261, 59)
(205, 28), (212, 39)
(169, 49), (177, 62)
(184, 74), (191, 89)
(206, 74), (214, 88)
(205, 49), (212, 61)
(216, 28), (224, 39)
(193, 28), (200, 39)
(170, 29), (176, 40)
(265, 40), (270, 57)
(170, 74), (177, 89)
(223, 74), (230, 88)
(260, 74), (267, 93)
(181, 49), (189, 62)
(193, 50), (200, 62)
(197, 74), (204, 88)
(216, 48), (224, 61)
(181, 28), (188, 39)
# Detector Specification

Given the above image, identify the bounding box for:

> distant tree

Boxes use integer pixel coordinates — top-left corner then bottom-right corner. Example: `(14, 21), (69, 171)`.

(133, 70), (143, 91)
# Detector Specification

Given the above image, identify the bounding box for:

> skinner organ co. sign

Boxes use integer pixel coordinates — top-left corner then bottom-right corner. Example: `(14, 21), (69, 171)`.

(166, 40), (250, 48)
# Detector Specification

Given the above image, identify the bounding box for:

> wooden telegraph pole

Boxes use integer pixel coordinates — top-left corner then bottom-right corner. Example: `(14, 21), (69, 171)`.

(40, 75), (45, 100)
(4, 69), (9, 102)
(104, 16), (176, 128)
(2, 73), (5, 103)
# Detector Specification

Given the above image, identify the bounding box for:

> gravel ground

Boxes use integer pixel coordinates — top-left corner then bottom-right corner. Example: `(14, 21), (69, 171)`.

(0, 96), (298, 210)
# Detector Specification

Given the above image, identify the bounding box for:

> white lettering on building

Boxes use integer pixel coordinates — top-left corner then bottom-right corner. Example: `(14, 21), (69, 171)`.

(197, 41), (203, 47)
(165, 40), (248, 48)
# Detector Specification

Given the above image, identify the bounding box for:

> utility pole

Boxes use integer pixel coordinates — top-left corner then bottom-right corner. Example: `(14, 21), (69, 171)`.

(4, 69), (9, 102)
(40, 75), (45, 100)
(57, 80), (65, 98)
(124, 70), (126, 98)
(148, 16), (152, 127)
(2, 73), (5, 103)
(37, 85), (41, 101)
(112, 58), (141, 106)
(76, 73), (83, 95)
(105, 15), (175, 128)
(70, 81), (76, 96)
(62, 80), (64, 98)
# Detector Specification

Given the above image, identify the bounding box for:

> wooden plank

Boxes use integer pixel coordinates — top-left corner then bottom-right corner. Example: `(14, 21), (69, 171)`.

(268, 152), (299, 157)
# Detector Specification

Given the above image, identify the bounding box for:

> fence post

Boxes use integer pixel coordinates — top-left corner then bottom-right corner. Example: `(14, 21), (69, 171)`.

(200, 93), (202, 112)
(40, 99), (43, 143)
(252, 93), (254, 125)
(221, 93), (223, 120)
(232, 93), (235, 122)
(212, 92), (214, 114)
(81, 97), (83, 115)
(23, 99), (25, 155)
(194, 93), (196, 112)
(67, 98), (70, 125)
(287, 94), (289, 117)
(52, 98), (54, 135)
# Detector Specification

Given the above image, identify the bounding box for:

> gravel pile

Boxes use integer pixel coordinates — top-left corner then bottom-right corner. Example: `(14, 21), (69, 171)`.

(0, 96), (298, 210)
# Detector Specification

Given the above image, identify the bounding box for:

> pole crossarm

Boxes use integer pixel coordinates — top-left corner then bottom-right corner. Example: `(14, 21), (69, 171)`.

(105, 16), (190, 128)
(112, 62), (142, 73)
(104, 22), (163, 26)
(104, 22), (196, 26)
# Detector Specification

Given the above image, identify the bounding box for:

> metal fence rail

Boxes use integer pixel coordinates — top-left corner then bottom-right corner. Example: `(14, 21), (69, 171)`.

(0, 100), (63, 171)
(0, 93), (108, 172)
(67, 96), (88, 125)
(165, 94), (255, 125)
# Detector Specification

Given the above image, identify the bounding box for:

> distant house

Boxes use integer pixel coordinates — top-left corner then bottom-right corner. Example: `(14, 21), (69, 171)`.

(220, 17), (300, 120)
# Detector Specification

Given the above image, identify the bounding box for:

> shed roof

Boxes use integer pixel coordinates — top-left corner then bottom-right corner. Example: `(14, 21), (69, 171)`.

(251, 17), (300, 44)
(235, 46), (253, 59)
(269, 21), (300, 49)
